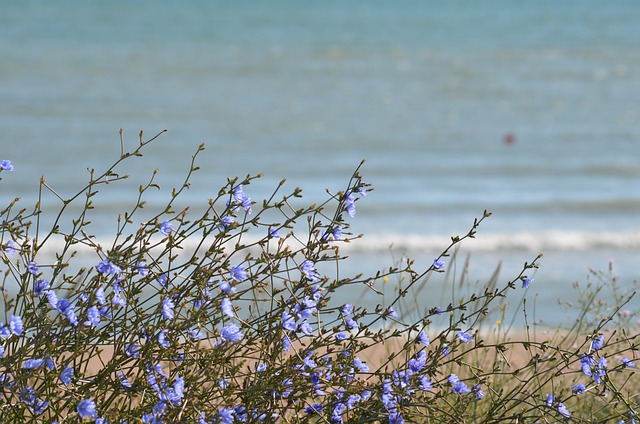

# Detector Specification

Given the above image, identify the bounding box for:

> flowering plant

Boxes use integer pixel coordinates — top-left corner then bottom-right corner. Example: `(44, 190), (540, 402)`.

(0, 130), (638, 423)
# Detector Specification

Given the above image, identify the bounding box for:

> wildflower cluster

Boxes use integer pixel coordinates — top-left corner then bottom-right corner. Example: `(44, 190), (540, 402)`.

(0, 131), (638, 423)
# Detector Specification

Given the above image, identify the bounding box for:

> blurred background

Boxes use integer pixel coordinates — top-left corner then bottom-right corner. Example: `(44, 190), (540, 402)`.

(1, 1), (639, 323)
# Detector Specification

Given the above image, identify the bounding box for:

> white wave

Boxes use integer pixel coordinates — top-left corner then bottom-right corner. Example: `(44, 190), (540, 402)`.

(343, 231), (640, 253)
(23, 230), (640, 265)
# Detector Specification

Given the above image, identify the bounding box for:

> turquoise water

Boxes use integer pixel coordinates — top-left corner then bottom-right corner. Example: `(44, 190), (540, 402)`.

(1, 1), (639, 322)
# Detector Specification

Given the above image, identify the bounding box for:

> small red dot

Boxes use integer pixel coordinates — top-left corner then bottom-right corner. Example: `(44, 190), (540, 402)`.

(503, 132), (516, 145)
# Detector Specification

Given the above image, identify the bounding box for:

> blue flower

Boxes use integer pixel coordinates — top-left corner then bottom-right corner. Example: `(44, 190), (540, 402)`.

(417, 331), (430, 347)
(27, 262), (39, 275)
(622, 357), (636, 368)
(221, 298), (234, 317)
(0, 160), (14, 171)
(118, 371), (132, 388)
(137, 261), (149, 277)
(0, 345), (4, 358)
(297, 299), (316, 320)
(33, 279), (50, 296)
(433, 258), (445, 270)
(125, 344), (141, 358)
(146, 372), (161, 394)
(442, 343), (450, 357)
(594, 356), (607, 384)
(112, 290), (126, 308)
(218, 407), (235, 424)
(300, 321), (313, 336)
(333, 226), (343, 240)
(23, 358), (45, 369)
(56, 298), (79, 326)
(389, 411), (404, 424)
(304, 296), (322, 314)
(32, 400), (49, 415)
(592, 335), (605, 351)
(558, 402), (571, 418)
(230, 265), (246, 282)
(232, 185), (244, 203)
(96, 259), (121, 276)
(95, 287), (106, 305)
(158, 329), (170, 348)
(572, 384), (586, 395)
(522, 277), (534, 288)
(279, 385), (296, 401)
(301, 260), (320, 282)
(344, 190), (357, 218)
(10, 315), (23, 335)
(342, 304), (354, 315)
(387, 306), (399, 319)
(159, 220), (172, 236)
(99, 303), (111, 316)
(45, 290), (58, 309)
(353, 357), (369, 373)
(310, 372), (322, 391)
(220, 323), (243, 343)
(408, 351), (427, 373)
(21, 391), (49, 415)
(77, 399), (98, 419)
(381, 392), (395, 410)
(282, 311), (297, 331)
(56, 297), (73, 313)
(218, 215), (235, 230)
(545, 394), (554, 406)
(448, 374), (460, 384)
(188, 328), (204, 340)
(268, 226), (280, 238)
(4, 240), (18, 255)
(452, 381), (471, 394)
(218, 279), (237, 294)
(335, 332), (348, 342)
(241, 195), (252, 213)
(20, 386), (36, 405)
(332, 402), (347, 421)
(305, 403), (323, 414)
(419, 375), (432, 391)
(457, 331), (473, 344)
(85, 306), (101, 327)
(60, 366), (74, 386)
(154, 398), (168, 414)
(162, 298), (175, 320)
(198, 412), (209, 423)
(282, 335), (291, 351)
(580, 354), (595, 376)
(346, 318), (359, 329)
(174, 375), (185, 398)
(257, 363), (267, 372)
(382, 379), (393, 394)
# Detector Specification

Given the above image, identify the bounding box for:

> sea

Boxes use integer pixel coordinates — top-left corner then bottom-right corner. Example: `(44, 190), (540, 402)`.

(1, 1), (639, 326)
